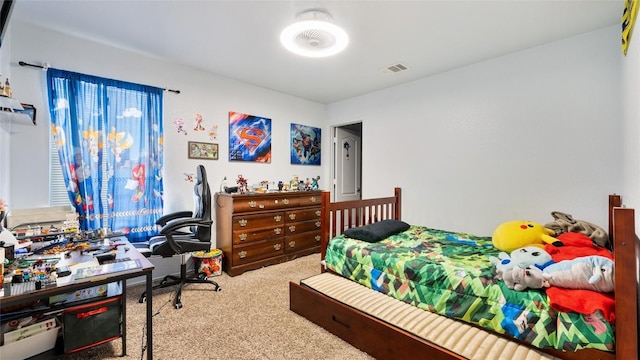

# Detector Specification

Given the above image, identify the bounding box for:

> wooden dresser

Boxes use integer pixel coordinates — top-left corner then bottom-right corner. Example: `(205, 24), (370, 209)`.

(215, 191), (323, 276)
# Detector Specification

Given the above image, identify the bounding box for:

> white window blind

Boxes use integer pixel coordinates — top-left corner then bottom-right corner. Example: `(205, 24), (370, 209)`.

(49, 132), (70, 206)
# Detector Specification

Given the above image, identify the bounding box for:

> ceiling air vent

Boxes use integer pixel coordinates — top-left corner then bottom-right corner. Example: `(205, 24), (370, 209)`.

(381, 63), (409, 74)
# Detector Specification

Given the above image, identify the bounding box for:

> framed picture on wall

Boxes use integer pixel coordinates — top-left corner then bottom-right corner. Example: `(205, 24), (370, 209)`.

(228, 111), (272, 163)
(290, 123), (321, 165)
(188, 141), (218, 160)
(17, 103), (36, 125)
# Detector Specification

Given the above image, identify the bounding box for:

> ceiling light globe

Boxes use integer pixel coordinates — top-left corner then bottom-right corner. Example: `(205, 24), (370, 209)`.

(280, 20), (349, 58)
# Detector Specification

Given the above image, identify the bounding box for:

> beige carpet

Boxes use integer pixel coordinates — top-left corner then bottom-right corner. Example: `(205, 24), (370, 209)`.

(61, 253), (373, 360)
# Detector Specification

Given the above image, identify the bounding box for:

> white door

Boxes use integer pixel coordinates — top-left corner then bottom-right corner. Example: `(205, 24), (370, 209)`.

(333, 124), (361, 202)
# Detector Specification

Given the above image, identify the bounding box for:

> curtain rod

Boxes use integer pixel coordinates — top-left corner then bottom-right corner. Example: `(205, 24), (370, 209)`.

(18, 61), (181, 94)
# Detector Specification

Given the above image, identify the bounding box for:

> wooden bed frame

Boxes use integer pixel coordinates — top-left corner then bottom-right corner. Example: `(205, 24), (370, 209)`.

(290, 188), (639, 360)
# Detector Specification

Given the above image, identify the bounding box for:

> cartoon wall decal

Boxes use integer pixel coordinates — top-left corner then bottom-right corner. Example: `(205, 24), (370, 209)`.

(174, 118), (188, 135)
(209, 125), (218, 140)
(194, 113), (205, 131)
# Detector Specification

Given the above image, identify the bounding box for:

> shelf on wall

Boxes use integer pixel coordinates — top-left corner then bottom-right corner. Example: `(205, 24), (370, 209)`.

(0, 96), (35, 126)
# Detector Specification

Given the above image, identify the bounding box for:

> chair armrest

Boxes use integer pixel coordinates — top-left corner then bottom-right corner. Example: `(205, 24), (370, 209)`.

(160, 218), (213, 254)
(156, 211), (193, 226)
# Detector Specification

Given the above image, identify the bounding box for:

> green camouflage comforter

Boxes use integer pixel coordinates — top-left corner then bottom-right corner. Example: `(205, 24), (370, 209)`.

(324, 226), (614, 352)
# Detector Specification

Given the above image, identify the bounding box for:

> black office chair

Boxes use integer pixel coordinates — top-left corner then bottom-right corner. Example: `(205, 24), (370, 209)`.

(135, 164), (221, 309)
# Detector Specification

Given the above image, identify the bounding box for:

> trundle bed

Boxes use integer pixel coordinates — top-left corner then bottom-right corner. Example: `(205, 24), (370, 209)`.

(289, 188), (639, 360)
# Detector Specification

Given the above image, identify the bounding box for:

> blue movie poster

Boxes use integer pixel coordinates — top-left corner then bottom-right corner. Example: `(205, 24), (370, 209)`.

(290, 123), (321, 165)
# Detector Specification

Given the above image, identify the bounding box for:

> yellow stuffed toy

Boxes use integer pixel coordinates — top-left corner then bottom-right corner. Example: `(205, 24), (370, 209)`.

(492, 220), (557, 253)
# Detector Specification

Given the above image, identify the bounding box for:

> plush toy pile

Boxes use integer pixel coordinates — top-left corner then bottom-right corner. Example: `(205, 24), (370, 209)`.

(491, 213), (616, 322)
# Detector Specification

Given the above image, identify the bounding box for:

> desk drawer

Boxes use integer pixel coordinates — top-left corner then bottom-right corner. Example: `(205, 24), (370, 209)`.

(64, 296), (122, 353)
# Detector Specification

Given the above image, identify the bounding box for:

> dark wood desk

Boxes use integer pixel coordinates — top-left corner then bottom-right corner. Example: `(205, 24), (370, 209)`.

(0, 238), (154, 359)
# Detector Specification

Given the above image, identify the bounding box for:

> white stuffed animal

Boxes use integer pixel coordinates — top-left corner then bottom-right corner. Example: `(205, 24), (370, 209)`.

(541, 256), (614, 293)
(490, 246), (554, 279)
(501, 256), (615, 293)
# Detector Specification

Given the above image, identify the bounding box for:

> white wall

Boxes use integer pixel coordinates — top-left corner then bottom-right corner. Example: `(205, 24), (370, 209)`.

(621, 19), (640, 233)
(329, 26), (624, 235)
(6, 21), (329, 246)
(0, 25), (14, 211)
(6, 21), (634, 240)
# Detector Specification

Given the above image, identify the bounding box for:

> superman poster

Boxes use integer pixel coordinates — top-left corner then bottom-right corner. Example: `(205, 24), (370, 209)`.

(229, 111), (272, 162)
(290, 123), (321, 165)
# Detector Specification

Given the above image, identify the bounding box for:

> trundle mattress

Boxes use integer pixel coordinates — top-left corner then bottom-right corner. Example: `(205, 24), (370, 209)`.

(301, 272), (559, 360)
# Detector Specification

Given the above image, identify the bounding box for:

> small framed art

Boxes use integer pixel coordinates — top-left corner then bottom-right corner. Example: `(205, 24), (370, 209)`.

(188, 141), (218, 160)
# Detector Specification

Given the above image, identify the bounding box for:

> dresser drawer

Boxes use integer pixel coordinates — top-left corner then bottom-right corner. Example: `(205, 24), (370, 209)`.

(233, 197), (299, 212)
(233, 226), (283, 245)
(285, 219), (322, 235)
(298, 194), (321, 207)
(284, 230), (321, 253)
(232, 212), (284, 230)
(285, 207), (321, 222)
(232, 239), (284, 265)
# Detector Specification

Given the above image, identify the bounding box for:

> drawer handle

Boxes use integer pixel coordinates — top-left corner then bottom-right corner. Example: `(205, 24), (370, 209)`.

(289, 225), (296, 232)
(310, 196), (317, 203)
(315, 210), (321, 216)
(239, 219), (248, 227)
(315, 235), (321, 242)
(283, 199), (290, 205)
(259, 204), (265, 209)
(289, 213), (296, 220)
(249, 201), (257, 208)
(274, 228), (282, 235)
(274, 243), (281, 251)
(239, 233), (247, 241)
(77, 306), (108, 319)
(239, 251), (247, 259)
(274, 215), (282, 222)
(315, 221), (321, 228)
(289, 241), (296, 248)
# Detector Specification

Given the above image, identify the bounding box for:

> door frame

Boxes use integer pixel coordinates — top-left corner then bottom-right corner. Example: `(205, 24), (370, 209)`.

(331, 122), (362, 202)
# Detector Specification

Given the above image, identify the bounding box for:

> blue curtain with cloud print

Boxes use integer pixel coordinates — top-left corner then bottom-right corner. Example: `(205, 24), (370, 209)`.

(47, 68), (163, 242)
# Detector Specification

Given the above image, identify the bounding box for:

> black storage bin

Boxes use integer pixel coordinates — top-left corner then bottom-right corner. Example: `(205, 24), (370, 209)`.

(63, 296), (122, 353)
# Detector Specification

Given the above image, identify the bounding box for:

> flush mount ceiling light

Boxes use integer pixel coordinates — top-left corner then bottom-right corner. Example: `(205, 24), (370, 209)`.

(280, 9), (349, 58)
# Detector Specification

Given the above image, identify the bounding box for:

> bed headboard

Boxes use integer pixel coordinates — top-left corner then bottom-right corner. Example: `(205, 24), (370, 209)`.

(320, 187), (401, 261)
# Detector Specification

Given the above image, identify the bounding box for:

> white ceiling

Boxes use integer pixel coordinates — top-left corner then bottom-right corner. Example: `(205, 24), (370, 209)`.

(10, 0), (624, 104)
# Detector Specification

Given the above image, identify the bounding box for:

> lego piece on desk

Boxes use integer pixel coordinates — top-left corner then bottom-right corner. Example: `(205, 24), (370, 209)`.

(56, 266), (71, 277)
(95, 252), (116, 264)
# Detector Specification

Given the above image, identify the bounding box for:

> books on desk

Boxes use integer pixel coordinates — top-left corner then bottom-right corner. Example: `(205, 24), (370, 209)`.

(73, 259), (142, 282)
